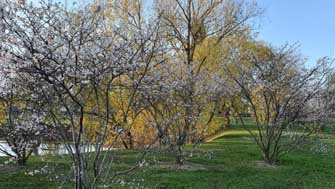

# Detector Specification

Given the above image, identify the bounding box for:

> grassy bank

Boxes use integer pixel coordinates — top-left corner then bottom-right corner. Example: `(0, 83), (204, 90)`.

(0, 130), (335, 188)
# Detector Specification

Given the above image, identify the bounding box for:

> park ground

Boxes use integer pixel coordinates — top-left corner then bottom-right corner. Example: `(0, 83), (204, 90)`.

(0, 128), (335, 189)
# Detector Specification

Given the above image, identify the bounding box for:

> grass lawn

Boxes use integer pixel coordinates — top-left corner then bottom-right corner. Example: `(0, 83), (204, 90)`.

(0, 129), (335, 189)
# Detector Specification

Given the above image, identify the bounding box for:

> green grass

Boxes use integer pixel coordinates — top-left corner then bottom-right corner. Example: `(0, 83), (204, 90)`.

(1, 129), (335, 188)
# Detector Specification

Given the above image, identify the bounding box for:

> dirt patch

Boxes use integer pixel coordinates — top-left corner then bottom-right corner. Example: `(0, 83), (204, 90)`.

(253, 161), (277, 169)
(156, 161), (208, 171)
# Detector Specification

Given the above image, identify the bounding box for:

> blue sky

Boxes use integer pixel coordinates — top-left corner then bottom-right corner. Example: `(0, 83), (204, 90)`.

(256, 0), (335, 66)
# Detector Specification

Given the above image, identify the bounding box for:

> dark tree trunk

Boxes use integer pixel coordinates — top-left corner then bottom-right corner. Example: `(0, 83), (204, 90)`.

(17, 157), (26, 166)
(128, 131), (134, 149)
(175, 144), (184, 165)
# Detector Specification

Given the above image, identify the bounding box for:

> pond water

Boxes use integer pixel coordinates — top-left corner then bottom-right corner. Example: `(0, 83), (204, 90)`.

(0, 141), (108, 157)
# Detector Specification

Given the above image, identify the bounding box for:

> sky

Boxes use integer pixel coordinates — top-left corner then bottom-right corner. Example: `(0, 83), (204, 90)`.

(256, 0), (335, 66)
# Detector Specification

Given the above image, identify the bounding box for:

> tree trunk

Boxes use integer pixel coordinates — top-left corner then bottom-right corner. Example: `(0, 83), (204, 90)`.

(17, 149), (27, 166)
(122, 140), (129, 149)
(17, 157), (26, 166)
(128, 131), (134, 149)
(263, 150), (277, 165)
(75, 162), (83, 189)
(176, 155), (183, 165)
(175, 145), (184, 165)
